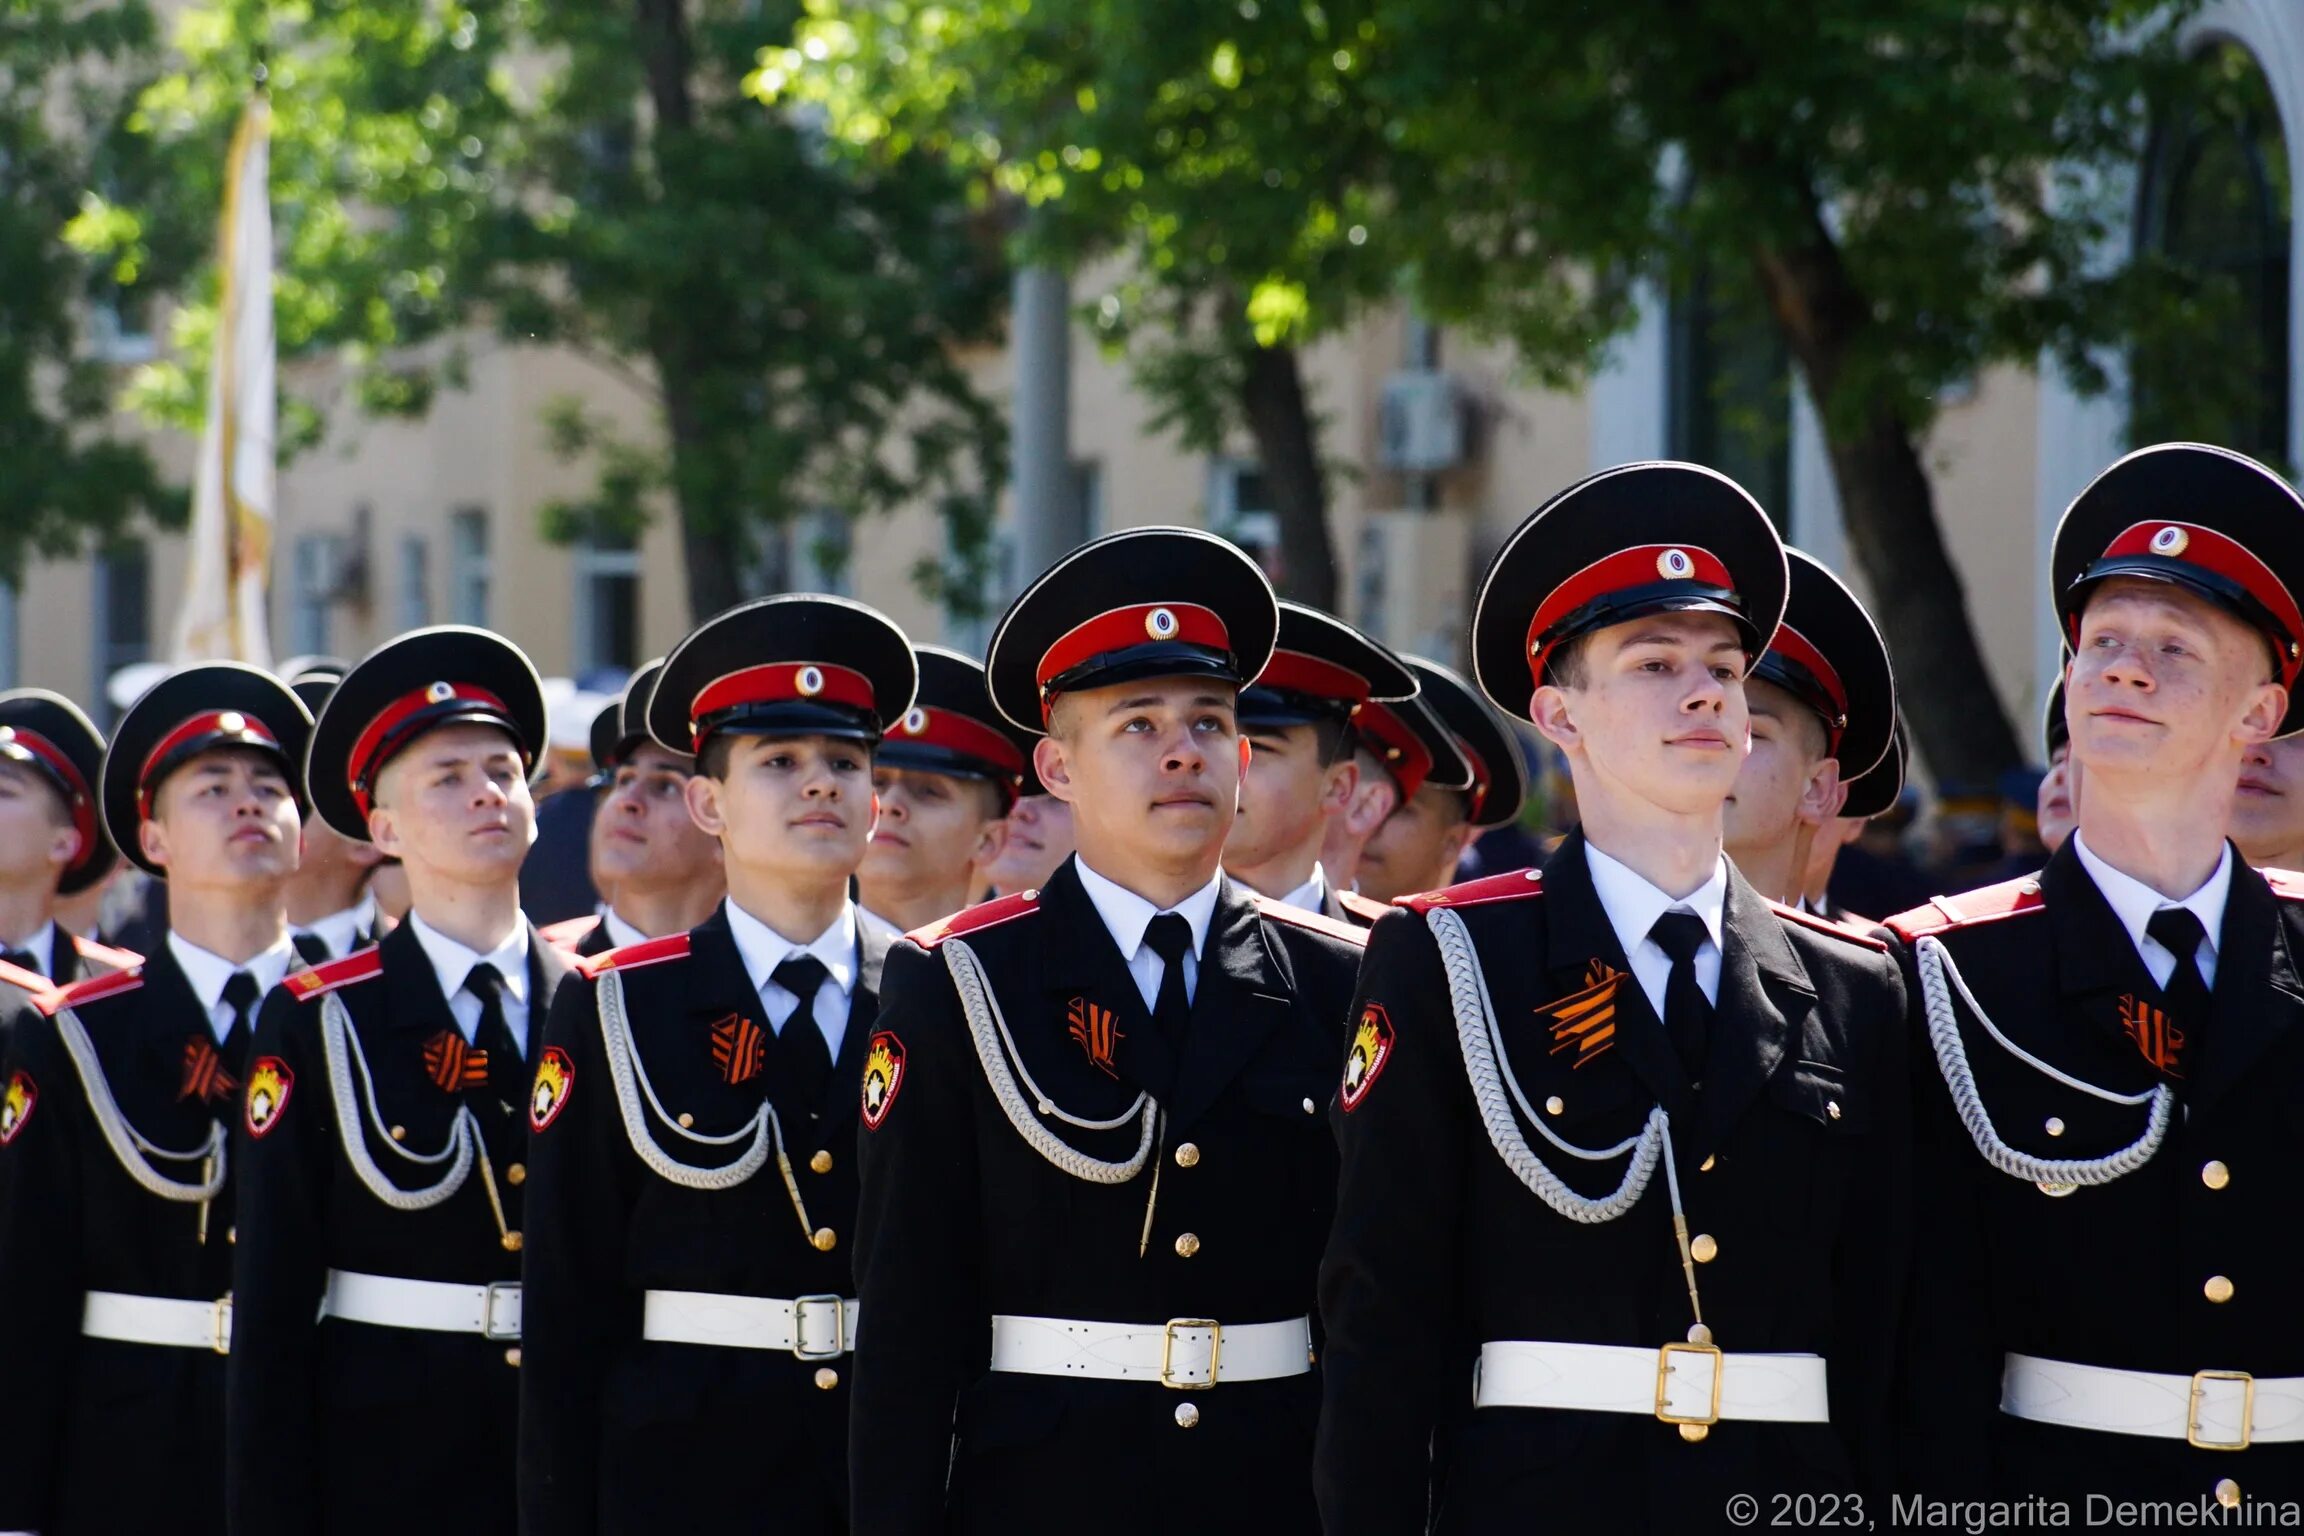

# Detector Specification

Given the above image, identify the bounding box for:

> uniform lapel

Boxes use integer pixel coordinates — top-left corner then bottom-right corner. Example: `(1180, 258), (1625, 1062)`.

(525, 921), (573, 1067)
(1166, 878), (1290, 1133)
(1541, 833), (1693, 1116)
(813, 913), (891, 1131)
(52, 932), (82, 987)
(379, 919), (463, 1043)
(2187, 857), (2304, 1116)
(1698, 868), (1811, 1155)
(1038, 860), (1181, 1102)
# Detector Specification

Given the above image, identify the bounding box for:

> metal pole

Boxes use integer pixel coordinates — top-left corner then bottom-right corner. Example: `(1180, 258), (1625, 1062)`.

(1011, 263), (1076, 582)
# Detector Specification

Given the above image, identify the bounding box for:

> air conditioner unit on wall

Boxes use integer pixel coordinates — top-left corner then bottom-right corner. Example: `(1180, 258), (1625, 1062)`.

(1354, 509), (1474, 660)
(1378, 371), (1466, 474)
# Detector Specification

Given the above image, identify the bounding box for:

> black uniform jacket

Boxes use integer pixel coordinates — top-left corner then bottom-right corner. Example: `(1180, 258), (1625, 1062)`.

(0, 943), (245, 1535)
(1883, 844), (2304, 1504)
(851, 858), (1368, 1536)
(1316, 833), (1911, 1536)
(520, 904), (890, 1536)
(227, 920), (572, 1536)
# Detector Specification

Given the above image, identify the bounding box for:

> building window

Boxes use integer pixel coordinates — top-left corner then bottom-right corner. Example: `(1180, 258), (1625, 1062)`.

(448, 508), (490, 627)
(2132, 41), (2292, 465)
(571, 532), (641, 673)
(398, 533), (431, 631)
(92, 542), (149, 727)
(1668, 262), (1791, 525)
(792, 507), (853, 595)
(1074, 459), (1105, 541)
(1207, 460), (1281, 580)
(289, 535), (340, 657)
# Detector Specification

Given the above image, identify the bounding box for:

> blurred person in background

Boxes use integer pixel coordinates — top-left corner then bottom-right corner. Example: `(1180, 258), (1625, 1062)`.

(980, 791), (1075, 898)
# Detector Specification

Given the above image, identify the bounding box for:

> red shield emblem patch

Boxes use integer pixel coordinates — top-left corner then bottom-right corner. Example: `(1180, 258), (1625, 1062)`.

(245, 1058), (294, 1138)
(530, 1046), (574, 1132)
(0, 1070), (36, 1144)
(1340, 1003), (1394, 1113)
(861, 1031), (906, 1131)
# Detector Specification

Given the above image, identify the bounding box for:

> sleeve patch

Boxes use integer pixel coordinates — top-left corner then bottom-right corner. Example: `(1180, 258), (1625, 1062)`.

(1340, 1003), (1395, 1112)
(530, 1046), (574, 1131)
(0, 1070), (36, 1144)
(245, 1058), (294, 1138)
(862, 1031), (907, 1130)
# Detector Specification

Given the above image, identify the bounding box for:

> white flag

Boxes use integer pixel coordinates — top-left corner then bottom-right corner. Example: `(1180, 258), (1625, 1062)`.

(172, 94), (274, 666)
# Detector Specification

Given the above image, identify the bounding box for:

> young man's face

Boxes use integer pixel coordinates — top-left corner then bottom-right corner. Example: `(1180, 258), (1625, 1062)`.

(0, 761), (80, 890)
(1227, 720), (1350, 870)
(1036, 676), (1245, 875)
(2233, 734), (2304, 863)
(2037, 747), (2078, 853)
(1722, 676), (1842, 856)
(860, 764), (1004, 894)
(1532, 611), (1752, 818)
(1358, 781), (1477, 902)
(2066, 580), (2285, 783)
(142, 747), (301, 888)
(982, 792), (1076, 893)
(687, 733), (873, 887)
(368, 722), (537, 884)
(595, 743), (722, 894)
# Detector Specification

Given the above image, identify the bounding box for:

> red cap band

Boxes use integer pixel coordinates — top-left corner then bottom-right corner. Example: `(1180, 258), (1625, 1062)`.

(1527, 543), (1737, 682)
(1762, 622), (1848, 749)
(688, 662), (878, 749)
(886, 704), (1028, 779)
(1357, 701), (1435, 801)
(138, 710), (285, 819)
(1454, 739), (1493, 822)
(1036, 602), (1231, 715)
(2087, 520), (2304, 683)
(0, 727), (98, 865)
(1253, 648), (1374, 706)
(348, 683), (516, 816)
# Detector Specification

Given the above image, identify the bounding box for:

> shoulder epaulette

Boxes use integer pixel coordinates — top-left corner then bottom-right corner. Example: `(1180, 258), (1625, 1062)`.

(2262, 865), (2304, 901)
(538, 915), (602, 952)
(1336, 889), (1390, 926)
(70, 937), (143, 971)
(282, 945), (386, 1002)
(574, 931), (691, 979)
(1398, 867), (1546, 913)
(906, 889), (1043, 948)
(1767, 898), (1888, 951)
(1880, 876), (2045, 942)
(41, 964), (147, 1016)
(1251, 893), (1368, 947)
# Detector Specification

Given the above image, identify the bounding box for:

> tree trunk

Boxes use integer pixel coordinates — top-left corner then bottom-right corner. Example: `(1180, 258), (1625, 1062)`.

(1237, 341), (1339, 610)
(1750, 216), (2025, 789)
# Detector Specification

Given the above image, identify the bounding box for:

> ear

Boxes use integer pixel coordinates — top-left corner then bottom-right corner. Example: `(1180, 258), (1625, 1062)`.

(367, 805), (404, 861)
(2238, 682), (2287, 749)
(138, 814), (168, 872)
(1319, 754), (1359, 816)
(48, 821), (83, 875)
(1529, 684), (1581, 757)
(1347, 777), (1398, 837)
(1033, 736), (1079, 805)
(971, 814), (1009, 872)
(1236, 736), (1252, 779)
(1795, 758), (1847, 830)
(866, 791), (882, 839)
(684, 772), (727, 839)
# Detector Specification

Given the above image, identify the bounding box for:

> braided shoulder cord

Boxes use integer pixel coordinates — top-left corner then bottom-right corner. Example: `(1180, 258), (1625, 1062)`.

(596, 967), (774, 1191)
(942, 938), (1156, 1184)
(1915, 935), (2171, 1188)
(51, 1006), (224, 1202)
(1426, 907), (1664, 1224)
(320, 992), (475, 1211)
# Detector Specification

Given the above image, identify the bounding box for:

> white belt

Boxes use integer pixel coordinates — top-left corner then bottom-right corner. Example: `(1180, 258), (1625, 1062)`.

(988, 1313), (1312, 1388)
(2002, 1353), (2304, 1449)
(82, 1290), (233, 1354)
(1475, 1340), (1830, 1426)
(321, 1269), (523, 1341)
(641, 1290), (857, 1359)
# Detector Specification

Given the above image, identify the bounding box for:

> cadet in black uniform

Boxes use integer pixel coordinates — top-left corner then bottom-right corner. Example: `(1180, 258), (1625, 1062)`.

(1799, 721), (1907, 927)
(280, 662), (389, 963)
(228, 625), (566, 1536)
(1887, 442), (2304, 1512)
(1355, 657), (1527, 906)
(0, 665), (311, 1536)
(520, 595), (915, 1536)
(0, 688), (132, 1001)
(851, 527), (1370, 1536)
(1721, 551), (1898, 905)
(856, 645), (1036, 936)
(1316, 464), (1912, 1534)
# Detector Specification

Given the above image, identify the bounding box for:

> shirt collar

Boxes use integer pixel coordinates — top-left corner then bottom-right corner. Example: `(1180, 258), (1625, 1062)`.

(1072, 856), (1223, 964)
(1582, 840), (1728, 959)
(407, 912), (531, 1006)
(1276, 863), (1328, 916)
(0, 921), (59, 979)
(600, 907), (650, 951)
(723, 898), (858, 1000)
(293, 892), (377, 960)
(2071, 832), (2231, 959)
(166, 929), (297, 1014)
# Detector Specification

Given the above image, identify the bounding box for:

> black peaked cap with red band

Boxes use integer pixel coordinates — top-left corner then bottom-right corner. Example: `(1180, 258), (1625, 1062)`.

(1752, 550), (1896, 781)
(592, 658), (674, 774)
(2042, 674), (2068, 762)
(1238, 602), (1418, 731)
(101, 664), (314, 878)
(1839, 716), (1907, 821)
(984, 525), (1279, 734)
(1402, 657), (1526, 830)
(1470, 461), (1789, 723)
(306, 625), (547, 841)
(647, 595), (916, 757)
(0, 688), (118, 895)
(281, 656), (349, 718)
(877, 646), (1039, 805)
(2054, 441), (2304, 736)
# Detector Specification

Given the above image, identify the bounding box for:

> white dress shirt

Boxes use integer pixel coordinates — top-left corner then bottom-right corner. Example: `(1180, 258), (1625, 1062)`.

(407, 913), (533, 1053)
(1582, 841), (1729, 1020)
(599, 907), (649, 952)
(292, 892), (378, 962)
(0, 921), (59, 981)
(1275, 863), (1329, 917)
(167, 931), (297, 1043)
(724, 899), (859, 1060)
(1073, 857), (1223, 1011)
(2070, 833), (2229, 990)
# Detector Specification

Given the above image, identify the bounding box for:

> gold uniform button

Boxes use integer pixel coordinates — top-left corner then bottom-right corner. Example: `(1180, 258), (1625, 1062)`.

(678, 1112), (695, 1128)
(504, 1347), (523, 1368)
(2205, 1274), (2235, 1304)
(1826, 1100), (1842, 1121)
(812, 1227), (838, 1252)
(1690, 1234), (1718, 1264)
(1699, 1155), (1716, 1173)
(1174, 1232), (1201, 1259)
(810, 1150), (834, 1175)
(227, 1226), (237, 1245)
(2202, 1160), (2231, 1191)
(1174, 1143), (1201, 1169)
(389, 1125), (407, 1142)
(1174, 1402), (1200, 1429)
(501, 1232), (524, 1253)
(815, 1367), (840, 1391)
(2044, 1117), (2065, 1138)
(2216, 1479), (2241, 1511)
(505, 1163), (527, 1186)
(1544, 1096), (1565, 1116)
(1301, 1098), (1316, 1115)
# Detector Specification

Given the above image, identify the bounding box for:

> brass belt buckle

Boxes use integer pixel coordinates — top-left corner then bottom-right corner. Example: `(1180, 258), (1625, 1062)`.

(791, 1294), (847, 1361)
(481, 1281), (523, 1342)
(211, 1294), (233, 1356)
(1656, 1341), (1725, 1426)
(1160, 1318), (1223, 1390)
(2189, 1370), (2254, 1450)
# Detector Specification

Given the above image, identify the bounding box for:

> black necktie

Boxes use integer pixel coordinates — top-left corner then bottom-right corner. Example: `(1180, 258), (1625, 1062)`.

(220, 970), (261, 1072)
(1144, 914), (1195, 1050)
(1649, 911), (1712, 1083)
(462, 963), (529, 1106)
(1, 948), (39, 979)
(2144, 907), (2211, 1076)
(772, 955), (836, 1112)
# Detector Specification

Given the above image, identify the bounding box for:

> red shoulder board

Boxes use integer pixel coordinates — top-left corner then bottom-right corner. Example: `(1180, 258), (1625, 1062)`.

(538, 915), (601, 953)
(906, 889), (1043, 948)
(1336, 889), (1390, 927)
(70, 936), (143, 971)
(574, 931), (691, 979)
(1397, 868), (1546, 913)
(1767, 899), (1888, 952)
(1880, 877), (2046, 942)
(2262, 865), (2304, 901)
(1251, 893), (1368, 947)
(282, 945), (385, 1002)
(40, 965), (147, 1016)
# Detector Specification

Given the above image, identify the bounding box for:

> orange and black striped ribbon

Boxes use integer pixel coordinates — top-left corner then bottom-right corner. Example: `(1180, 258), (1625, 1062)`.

(1067, 995), (1124, 1078)
(422, 1029), (492, 1094)
(710, 1013), (766, 1085)
(179, 1036), (239, 1104)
